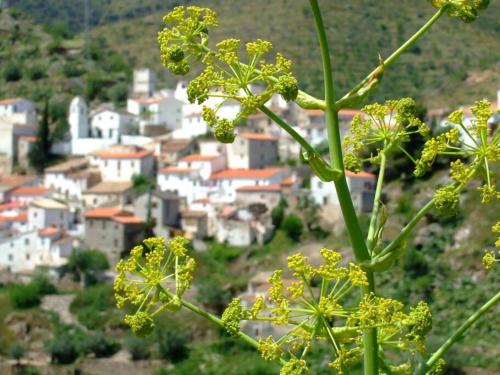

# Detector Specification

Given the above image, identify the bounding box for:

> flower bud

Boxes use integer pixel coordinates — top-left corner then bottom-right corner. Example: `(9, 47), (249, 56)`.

(276, 74), (299, 102)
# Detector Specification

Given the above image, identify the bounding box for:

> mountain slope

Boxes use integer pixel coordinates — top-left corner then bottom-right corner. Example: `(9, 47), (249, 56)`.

(5, 0), (500, 108)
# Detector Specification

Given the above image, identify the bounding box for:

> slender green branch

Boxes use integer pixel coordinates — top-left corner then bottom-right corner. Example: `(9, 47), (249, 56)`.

(160, 287), (262, 353)
(309, 1), (377, 374)
(366, 150), (387, 253)
(418, 291), (500, 375)
(336, 7), (447, 109)
(259, 105), (317, 156)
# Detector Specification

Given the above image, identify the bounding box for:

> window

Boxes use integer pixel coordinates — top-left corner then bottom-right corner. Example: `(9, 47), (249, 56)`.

(323, 197), (328, 205)
(318, 181), (323, 188)
(102, 220), (106, 229)
(114, 238), (119, 247)
(60, 212), (64, 219)
(8, 254), (13, 261)
(24, 238), (30, 245)
(117, 161), (121, 170)
(26, 254), (30, 260)
(33, 211), (38, 218)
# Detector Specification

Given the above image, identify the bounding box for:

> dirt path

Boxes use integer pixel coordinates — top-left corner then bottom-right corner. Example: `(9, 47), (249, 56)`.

(40, 294), (78, 325)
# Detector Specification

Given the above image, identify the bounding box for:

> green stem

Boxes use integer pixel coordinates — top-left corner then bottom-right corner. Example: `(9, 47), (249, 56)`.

(337, 7), (446, 108)
(366, 150), (387, 253)
(309, 1), (377, 374)
(418, 291), (500, 374)
(259, 105), (317, 156)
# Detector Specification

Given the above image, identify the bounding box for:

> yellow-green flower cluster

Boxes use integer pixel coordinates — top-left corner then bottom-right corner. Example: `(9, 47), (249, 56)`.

(114, 236), (195, 336)
(433, 185), (460, 215)
(158, 6), (300, 144)
(429, 0), (490, 23)
(219, 247), (432, 373)
(416, 100), (499, 209)
(343, 98), (429, 171)
(482, 222), (500, 270)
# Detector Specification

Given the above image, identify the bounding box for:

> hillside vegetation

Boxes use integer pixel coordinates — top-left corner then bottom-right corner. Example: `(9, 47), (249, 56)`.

(7, 0), (500, 108)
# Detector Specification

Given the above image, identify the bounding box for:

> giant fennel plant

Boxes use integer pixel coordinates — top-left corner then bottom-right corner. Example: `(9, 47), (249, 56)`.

(114, 1), (499, 374)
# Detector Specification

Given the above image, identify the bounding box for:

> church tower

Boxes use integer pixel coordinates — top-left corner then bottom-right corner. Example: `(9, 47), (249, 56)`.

(69, 96), (89, 140)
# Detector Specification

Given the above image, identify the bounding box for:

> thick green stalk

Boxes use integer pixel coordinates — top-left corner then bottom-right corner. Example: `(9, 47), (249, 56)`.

(366, 150), (387, 253)
(337, 7), (447, 108)
(309, 1), (377, 374)
(418, 291), (500, 374)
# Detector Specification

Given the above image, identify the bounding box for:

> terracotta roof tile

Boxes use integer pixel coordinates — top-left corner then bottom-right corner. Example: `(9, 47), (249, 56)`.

(112, 215), (144, 224)
(92, 145), (153, 159)
(236, 184), (282, 192)
(0, 213), (27, 223)
(180, 154), (219, 162)
(38, 227), (61, 237)
(10, 186), (49, 196)
(84, 208), (124, 219)
(239, 133), (278, 141)
(211, 168), (282, 180)
(159, 167), (194, 174)
(345, 170), (376, 179)
(0, 97), (23, 105)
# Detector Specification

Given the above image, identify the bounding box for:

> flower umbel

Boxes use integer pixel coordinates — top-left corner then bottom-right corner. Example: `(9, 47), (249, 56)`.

(114, 236), (195, 336)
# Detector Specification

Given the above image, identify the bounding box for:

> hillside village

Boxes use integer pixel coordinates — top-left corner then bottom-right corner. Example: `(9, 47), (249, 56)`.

(0, 68), (499, 282)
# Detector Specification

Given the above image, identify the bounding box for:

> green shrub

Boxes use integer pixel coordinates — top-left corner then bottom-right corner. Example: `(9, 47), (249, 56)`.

(47, 330), (80, 364)
(3, 63), (22, 82)
(158, 326), (190, 363)
(70, 284), (113, 329)
(9, 283), (40, 309)
(62, 62), (85, 78)
(26, 64), (46, 81)
(81, 332), (120, 358)
(126, 336), (151, 361)
(282, 214), (304, 242)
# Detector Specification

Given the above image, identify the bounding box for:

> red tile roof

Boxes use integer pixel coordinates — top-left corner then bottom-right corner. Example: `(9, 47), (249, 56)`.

(159, 167), (194, 174)
(84, 208), (124, 219)
(133, 96), (168, 105)
(10, 186), (48, 196)
(346, 170), (376, 179)
(211, 168), (282, 180)
(281, 177), (294, 187)
(180, 154), (219, 162)
(0, 97), (23, 105)
(38, 227), (61, 237)
(84, 207), (144, 224)
(20, 136), (37, 142)
(239, 133), (279, 141)
(236, 184), (282, 192)
(0, 213), (27, 223)
(112, 215), (144, 224)
(0, 201), (27, 211)
(92, 145), (153, 159)
(193, 198), (210, 204)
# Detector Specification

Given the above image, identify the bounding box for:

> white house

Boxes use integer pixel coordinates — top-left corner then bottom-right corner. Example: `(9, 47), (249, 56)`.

(68, 97), (118, 155)
(177, 154), (226, 180)
(127, 95), (183, 132)
(0, 228), (72, 273)
(28, 199), (72, 231)
(311, 170), (376, 213)
(0, 117), (37, 174)
(0, 97), (37, 125)
(210, 168), (284, 203)
(157, 167), (202, 203)
(227, 133), (279, 169)
(0, 211), (28, 233)
(90, 109), (136, 143)
(0, 231), (40, 273)
(82, 181), (135, 209)
(44, 158), (101, 201)
(89, 145), (155, 181)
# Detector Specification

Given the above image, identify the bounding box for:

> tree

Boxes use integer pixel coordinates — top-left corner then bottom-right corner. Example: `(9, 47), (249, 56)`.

(28, 100), (52, 173)
(68, 249), (109, 287)
(9, 283), (41, 309)
(282, 214), (304, 242)
(3, 63), (22, 82)
(47, 330), (80, 364)
(271, 197), (288, 228)
(296, 196), (321, 232)
(8, 343), (24, 366)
